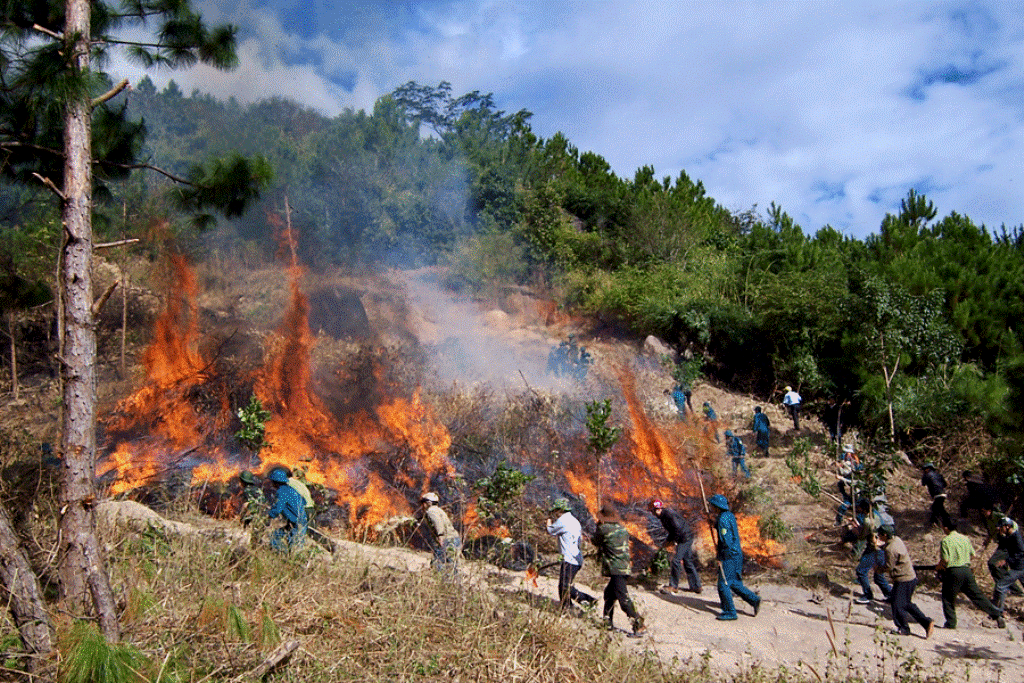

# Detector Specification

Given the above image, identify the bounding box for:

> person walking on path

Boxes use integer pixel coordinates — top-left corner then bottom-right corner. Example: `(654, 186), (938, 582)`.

(875, 525), (934, 638)
(546, 498), (596, 610)
(591, 503), (646, 635)
(708, 494), (761, 620)
(935, 515), (1005, 629)
(991, 515), (1024, 610)
(266, 467), (307, 551)
(702, 401), (721, 443)
(421, 492), (462, 578)
(752, 406), (770, 457)
(782, 385), (802, 430)
(851, 499), (891, 604)
(725, 430), (750, 479)
(649, 500), (702, 594)
(921, 463), (948, 528)
(982, 505), (1024, 597)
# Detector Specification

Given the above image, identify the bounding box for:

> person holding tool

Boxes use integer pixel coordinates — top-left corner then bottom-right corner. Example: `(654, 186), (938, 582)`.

(649, 499), (701, 594)
(708, 494), (761, 620)
(420, 492), (462, 578)
(546, 498), (596, 610)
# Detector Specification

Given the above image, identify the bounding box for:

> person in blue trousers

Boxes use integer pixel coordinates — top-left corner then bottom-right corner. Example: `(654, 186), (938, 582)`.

(708, 494), (761, 620)
(725, 430), (750, 479)
(267, 467), (307, 551)
(752, 406), (770, 457)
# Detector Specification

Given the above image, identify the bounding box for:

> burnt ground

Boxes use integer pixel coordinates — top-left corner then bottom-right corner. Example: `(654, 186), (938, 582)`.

(3, 261), (1023, 680)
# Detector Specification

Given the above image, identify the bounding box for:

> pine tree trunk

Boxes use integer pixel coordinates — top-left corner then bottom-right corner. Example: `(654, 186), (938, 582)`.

(0, 503), (54, 669)
(7, 310), (17, 401)
(58, 0), (120, 643)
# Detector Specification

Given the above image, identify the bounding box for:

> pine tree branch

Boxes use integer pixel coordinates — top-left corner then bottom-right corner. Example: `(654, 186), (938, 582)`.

(31, 23), (62, 40)
(30, 173), (65, 200)
(92, 79), (130, 107)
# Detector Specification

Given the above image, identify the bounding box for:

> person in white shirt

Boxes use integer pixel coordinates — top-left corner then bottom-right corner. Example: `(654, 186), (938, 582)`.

(546, 498), (596, 609)
(782, 385), (802, 430)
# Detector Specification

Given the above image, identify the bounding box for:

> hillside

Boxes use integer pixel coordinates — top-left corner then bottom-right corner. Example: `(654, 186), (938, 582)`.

(2, 256), (1022, 681)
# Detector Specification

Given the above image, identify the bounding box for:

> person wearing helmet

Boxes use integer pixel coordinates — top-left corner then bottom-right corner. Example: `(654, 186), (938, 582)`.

(266, 467), (307, 551)
(421, 492), (461, 578)
(875, 525), (934, 637)
(707, 494), (761, 620)
(546, 498), (596, 609)
(649, 499), (701, 594)
(751, 406), (770, 457)
(238, 470), (266, 528)
(782, 385), (801, 430)
(724, 430), (750, 479)
(920, 463), (948, 529)
(591, 503), (645, 635)
(991, 516), (1024, 610)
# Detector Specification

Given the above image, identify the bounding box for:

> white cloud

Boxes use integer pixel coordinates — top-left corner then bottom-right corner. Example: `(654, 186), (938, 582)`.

(138, 1), (1024, 235)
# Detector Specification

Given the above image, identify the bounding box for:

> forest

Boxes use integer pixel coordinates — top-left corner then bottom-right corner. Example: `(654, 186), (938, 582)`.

(5, 57), (1024, 486)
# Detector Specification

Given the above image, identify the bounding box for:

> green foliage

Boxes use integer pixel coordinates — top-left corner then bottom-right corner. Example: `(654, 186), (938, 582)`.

(61, 621), (148, 683)
(785, 438), (822, 498)
(585, 399), (622, 457)
(234, 395), (271, 453)
(758, 511), (793, 542)
(226, 604), (250, 643)
(473, 462), (535, 524)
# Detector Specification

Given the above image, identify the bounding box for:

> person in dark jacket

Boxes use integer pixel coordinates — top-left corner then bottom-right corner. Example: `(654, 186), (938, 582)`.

(649, 499), (701, 594)
(267, 467), (307, 551)
(921, 463), (948, 528)
(982, 506), (1024, 597)
(708, 494), (761, 620)
(959, 471), (999, 520)
(752, 406), (770, 457)
(672, 384), (693, 421)
(591, 504), (645, 635)
(991, 516), (1024, 610)
(725, 430), (750, 479)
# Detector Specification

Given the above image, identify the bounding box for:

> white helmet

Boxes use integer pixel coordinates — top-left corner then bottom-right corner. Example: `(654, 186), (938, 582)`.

(421, 492), (439, 503)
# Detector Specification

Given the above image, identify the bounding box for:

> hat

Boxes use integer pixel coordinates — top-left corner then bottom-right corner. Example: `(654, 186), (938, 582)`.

(878, 524), (895, 538)
(703, 401), (710, 407)
(597, 503), (623, 524)
(785, 385), (792, 392)
(1000, 517), (1015, 528)
(549, 498), (572, 513)
(239, 470), (257, 485)
(421, 492), (439, 503)
(922, 462), (936, 470)
(649, 499), (664, 512)
(843, 444), (855, 453)
(724, 429), (734, 437)
(708, 494), (730, 511)
(268, 468), (289, 484)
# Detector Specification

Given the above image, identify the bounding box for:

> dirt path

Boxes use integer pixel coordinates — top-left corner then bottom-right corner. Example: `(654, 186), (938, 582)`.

(323, 534), (1022, 682)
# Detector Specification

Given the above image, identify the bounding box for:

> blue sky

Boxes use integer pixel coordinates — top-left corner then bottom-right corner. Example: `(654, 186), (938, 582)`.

(125, 1), (1024, 238)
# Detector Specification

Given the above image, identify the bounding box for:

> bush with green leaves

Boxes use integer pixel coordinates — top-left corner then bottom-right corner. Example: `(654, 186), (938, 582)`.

(234, 395), (271, 453)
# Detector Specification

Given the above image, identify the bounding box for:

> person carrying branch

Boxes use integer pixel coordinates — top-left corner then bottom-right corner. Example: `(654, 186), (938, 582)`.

(592, 503), (645, 635)
(546, 498), (596, 610)
(649, 499), (702, 594)
(708, 494), (761, 620)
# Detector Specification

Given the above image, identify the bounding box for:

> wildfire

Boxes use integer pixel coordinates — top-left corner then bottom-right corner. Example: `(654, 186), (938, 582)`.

(98, 257), (456, 535)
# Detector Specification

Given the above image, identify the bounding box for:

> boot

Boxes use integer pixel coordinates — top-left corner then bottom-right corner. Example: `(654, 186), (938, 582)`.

(631, 616), (646, 635)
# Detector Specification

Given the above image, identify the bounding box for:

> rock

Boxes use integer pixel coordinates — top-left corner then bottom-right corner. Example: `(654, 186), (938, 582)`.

(642, 335), (675, 361)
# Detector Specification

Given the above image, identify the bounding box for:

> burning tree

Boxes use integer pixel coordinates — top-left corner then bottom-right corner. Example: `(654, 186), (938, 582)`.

(0, 0), (269, 646)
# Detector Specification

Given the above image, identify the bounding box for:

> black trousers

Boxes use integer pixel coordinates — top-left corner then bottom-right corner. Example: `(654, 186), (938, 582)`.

(670, 538), (701, 591)
(890, 578), (932, 633)
(603, 575), (639, 623)
(558, 561), (595, 607)
(941, 566), (1001, 627)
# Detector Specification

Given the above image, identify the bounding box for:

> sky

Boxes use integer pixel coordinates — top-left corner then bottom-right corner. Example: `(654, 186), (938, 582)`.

(125, 1), (1024, 238)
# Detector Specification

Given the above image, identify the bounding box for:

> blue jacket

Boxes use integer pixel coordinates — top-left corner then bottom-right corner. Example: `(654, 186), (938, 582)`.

(268, 484), (307, 526)
(753, 412), (770, 434)
(716, 509), (743, 561)
(727, 434), (746, 459)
